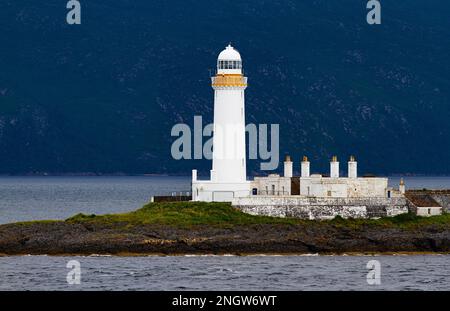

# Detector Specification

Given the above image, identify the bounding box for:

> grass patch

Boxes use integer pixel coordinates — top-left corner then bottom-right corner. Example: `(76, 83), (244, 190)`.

(65, 202), (305, 227)
(378, 212), (450, 228)
(330, 212), (450, 230)
(60, 201), (450, 229)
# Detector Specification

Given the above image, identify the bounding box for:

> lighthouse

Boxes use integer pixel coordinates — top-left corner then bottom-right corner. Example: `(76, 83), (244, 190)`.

(189, 45), (406, 211)
(192, 45), (250, 202)
(211, 45), (247, 183)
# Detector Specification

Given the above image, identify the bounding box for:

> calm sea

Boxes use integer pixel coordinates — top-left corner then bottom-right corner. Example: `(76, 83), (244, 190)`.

(0, 176), (190, 224)
(0, 176), (449, 291)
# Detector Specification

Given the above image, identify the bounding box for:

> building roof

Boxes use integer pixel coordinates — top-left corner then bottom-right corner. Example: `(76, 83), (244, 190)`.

(405, 194), (441, 207)
(218, 44), (241, 61)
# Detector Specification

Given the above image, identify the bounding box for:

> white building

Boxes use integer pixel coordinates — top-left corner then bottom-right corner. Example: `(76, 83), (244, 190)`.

(250, 155), (398, 199)
(192, 45), (401, 202)
(192, 45), (251, 202)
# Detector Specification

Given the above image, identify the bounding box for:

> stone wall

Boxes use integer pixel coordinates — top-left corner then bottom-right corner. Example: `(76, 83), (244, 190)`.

(232, 196), (408, 220)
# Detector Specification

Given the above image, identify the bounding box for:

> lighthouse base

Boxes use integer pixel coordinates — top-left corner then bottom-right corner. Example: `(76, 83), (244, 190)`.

(192, 181), (251, 202)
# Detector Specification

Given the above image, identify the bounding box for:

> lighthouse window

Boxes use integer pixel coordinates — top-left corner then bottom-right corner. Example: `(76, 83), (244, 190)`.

(218, 60), (242, 70)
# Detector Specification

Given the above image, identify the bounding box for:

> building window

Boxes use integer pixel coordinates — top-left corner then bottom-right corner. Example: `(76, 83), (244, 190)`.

(428, 208), (431, 215)
(252, 188), (258, 195)
(327, 190), (331, 197)
(271, 185), (275, 195)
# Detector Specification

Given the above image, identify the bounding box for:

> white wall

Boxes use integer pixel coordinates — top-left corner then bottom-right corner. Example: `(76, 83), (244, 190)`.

(212, 86), (247, 183)
(416, 206), (442, 217)
(251, 175), (291, 195)
(300, 176), (388, 198)
(248, 175), (388, 198)
(192, 181), (250, 202)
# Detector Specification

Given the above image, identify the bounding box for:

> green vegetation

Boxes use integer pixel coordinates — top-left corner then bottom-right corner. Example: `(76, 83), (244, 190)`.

(331, 211), (450, 229)
(65, 202), (304, 227)
(12, 220), (60, 227)
(64, 201), (450, 229)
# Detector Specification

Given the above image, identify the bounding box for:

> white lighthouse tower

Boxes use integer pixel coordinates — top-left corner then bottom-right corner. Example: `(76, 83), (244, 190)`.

(192, 44), (250, 202)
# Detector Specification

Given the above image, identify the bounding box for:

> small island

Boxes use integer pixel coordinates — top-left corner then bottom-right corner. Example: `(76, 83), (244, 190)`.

(0, 201), (449, 256)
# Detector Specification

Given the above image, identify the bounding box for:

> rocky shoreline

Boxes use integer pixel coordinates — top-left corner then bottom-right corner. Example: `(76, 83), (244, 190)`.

(1, 201), (449, 256)
(1, 220), (450, 256)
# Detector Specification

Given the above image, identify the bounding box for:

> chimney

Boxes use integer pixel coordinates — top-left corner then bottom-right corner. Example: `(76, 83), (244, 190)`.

(284, 155), (293, 178)
(348, 155), (357, 178)
(301, 156), (310, 177)
(192, 169), (197, 182)
(330, 156), (339, 178)
(399, 178), (406, 195)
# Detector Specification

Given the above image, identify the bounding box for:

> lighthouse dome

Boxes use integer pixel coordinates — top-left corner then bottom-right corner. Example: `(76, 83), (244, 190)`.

(218, 44), (241, 61)
(217, 44), (242, 74)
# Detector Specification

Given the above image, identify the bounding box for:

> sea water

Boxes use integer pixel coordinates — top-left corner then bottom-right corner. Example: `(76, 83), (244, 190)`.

(0, 176), (449, 291)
